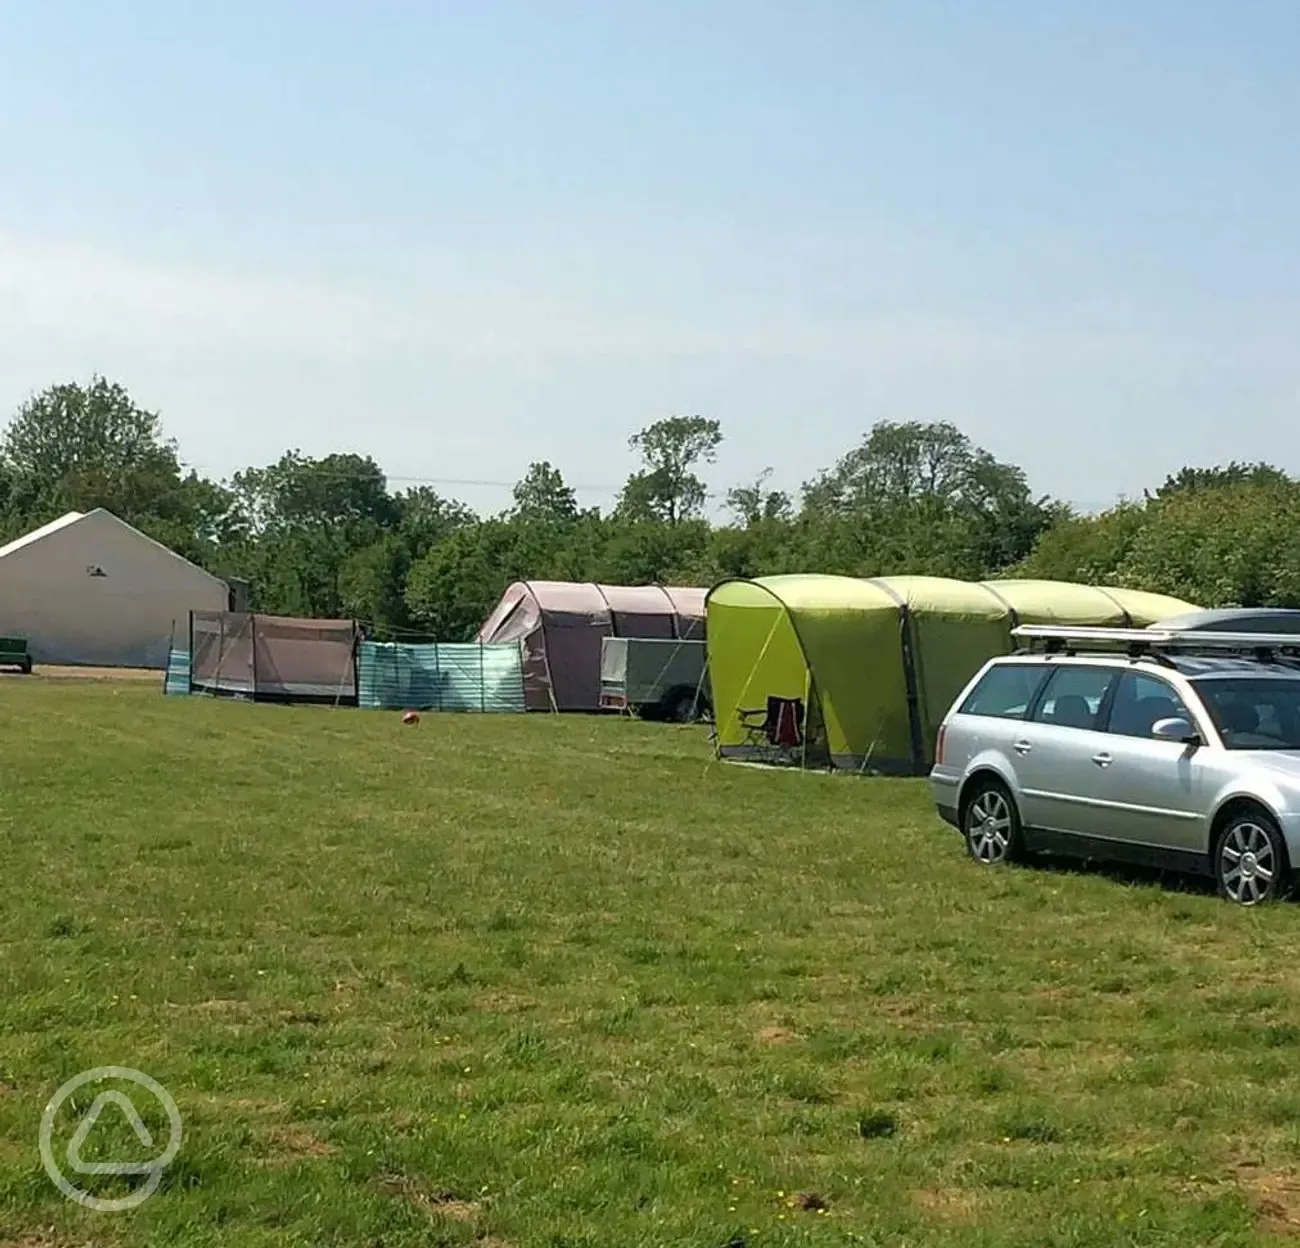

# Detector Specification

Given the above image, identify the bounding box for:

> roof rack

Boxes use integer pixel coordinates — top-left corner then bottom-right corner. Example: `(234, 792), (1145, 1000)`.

(1010, 624), (1300, 667)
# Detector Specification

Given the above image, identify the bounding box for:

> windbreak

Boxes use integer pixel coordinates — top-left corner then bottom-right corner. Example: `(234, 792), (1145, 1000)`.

(189, 611), (358, 703)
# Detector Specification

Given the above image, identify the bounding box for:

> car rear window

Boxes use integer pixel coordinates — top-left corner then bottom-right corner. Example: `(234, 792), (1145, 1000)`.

(958, 663), (1047, 719)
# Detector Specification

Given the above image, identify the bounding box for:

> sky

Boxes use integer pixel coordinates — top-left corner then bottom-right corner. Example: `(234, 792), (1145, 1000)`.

(1, 1), (1297, 517)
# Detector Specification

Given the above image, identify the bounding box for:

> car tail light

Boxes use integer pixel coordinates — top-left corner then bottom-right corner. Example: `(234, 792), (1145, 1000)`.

(935, 723), (947, 766)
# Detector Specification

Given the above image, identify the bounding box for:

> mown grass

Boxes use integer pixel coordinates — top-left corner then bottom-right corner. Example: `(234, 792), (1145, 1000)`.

(3, 681), (1300, 1246)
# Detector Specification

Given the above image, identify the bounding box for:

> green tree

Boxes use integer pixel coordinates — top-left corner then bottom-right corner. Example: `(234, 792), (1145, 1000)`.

(227, 451), (400, 617)
(1017, 459), (1300, 605)
(0, 462), (16, 539)
(405, 521), (524, 640)
(803, 420), (1030, 514)
(340, 534), (415, 638)
(617, 415), (722, 525)
(1152, 461), (1291, 499)
(393, 486), (475, 560)
(596, 518), (713, 585)
(725, 468), (793, 527)
(230, 451), (397, 536)
(0, 376), (238, 565)
(1013, 501), (1148, 584)
(2, 377), (176, 508)
(1116, 481), (1300, 608)
(511, 461), (579, 523)
(799, 420), (1052, 576)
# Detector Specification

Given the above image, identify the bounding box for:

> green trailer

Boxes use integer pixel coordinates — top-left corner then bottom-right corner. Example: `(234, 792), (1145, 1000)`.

(0, 637), (32, 674)
(599, 636), (710, 721)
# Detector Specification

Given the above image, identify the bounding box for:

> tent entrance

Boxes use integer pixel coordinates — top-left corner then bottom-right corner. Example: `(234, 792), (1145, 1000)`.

(725, 675), (831, 770)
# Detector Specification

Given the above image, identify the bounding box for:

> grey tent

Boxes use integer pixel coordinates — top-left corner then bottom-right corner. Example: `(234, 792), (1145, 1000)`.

(475, 581), (706, 711)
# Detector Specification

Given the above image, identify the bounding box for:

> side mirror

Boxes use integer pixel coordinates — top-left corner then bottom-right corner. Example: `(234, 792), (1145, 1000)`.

(1152, 716), (1200, 744)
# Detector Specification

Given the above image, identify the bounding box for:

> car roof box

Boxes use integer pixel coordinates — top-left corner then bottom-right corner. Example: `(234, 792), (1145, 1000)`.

(1152, 607), (1300, 634)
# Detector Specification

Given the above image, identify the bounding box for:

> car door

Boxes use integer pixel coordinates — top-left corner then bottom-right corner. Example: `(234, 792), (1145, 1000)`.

(1094, 670), (1210, 852)
(1011, 663), (1123, 839)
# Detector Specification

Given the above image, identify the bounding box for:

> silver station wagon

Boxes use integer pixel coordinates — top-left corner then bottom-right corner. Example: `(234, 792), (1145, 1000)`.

(929, 624), (1300, 905)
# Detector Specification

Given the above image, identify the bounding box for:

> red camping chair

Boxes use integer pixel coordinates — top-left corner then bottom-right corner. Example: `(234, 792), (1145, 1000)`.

(738, 696), (805, 757)
(770, 696), (803, 748)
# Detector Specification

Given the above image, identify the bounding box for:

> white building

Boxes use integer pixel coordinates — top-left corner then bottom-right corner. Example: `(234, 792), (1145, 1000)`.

(0, 508), (230, 668)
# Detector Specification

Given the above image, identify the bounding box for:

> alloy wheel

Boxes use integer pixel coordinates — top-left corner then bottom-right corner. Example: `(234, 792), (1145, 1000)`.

(967, 789), (1013, 864)
(1219, 820), (1280, 905)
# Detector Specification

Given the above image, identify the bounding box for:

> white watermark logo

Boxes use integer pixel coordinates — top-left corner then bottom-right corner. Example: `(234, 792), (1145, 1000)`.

(39, 1067), (182, 1211)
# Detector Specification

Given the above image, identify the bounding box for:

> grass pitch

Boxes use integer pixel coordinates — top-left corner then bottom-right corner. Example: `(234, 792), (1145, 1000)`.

(2, 681), (1299, 1246)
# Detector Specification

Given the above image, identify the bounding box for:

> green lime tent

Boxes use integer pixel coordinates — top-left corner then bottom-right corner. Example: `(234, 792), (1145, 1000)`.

(705, 575), (1200, 775)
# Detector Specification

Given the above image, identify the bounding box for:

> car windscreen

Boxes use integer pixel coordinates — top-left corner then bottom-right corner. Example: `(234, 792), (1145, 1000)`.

(1192, 677), (1300, 750)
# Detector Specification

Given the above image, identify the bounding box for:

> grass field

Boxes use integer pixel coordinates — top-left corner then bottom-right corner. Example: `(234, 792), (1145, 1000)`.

(4, 683), (1300, 1246)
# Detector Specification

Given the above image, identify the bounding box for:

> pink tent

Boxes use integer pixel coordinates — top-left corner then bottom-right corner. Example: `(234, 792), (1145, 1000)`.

(475, 581), (706, 711)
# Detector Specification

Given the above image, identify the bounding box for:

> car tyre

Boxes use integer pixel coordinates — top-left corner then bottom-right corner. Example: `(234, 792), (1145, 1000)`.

(1214, 808), (1291, 906)
(962, 779), (1024, 866)
(661, 688), (700, 723)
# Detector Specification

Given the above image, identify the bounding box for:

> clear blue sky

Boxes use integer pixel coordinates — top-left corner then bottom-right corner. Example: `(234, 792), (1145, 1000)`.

(1, 1), (1296, 515)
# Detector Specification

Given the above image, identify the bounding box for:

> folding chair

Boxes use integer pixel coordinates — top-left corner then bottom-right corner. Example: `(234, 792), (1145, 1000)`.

(737, 695), (805, 761)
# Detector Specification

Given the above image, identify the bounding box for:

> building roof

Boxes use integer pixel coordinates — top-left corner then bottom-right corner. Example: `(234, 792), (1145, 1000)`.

(0, 507), (227, 588)
(0, 511), (85, 559)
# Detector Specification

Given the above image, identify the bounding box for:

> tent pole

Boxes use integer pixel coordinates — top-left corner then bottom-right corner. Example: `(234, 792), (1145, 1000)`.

(690, 650), (709, 724)
(737, 612), (783, 710)
(162, 617), (175, 694)
(337, 622), (358, 708)
(727, 610), (784, 762)
(538, 630), (559, 714)
(866, 580), (925, 775)
(897, 606), (925, 775)
(801, 666), (810, 771)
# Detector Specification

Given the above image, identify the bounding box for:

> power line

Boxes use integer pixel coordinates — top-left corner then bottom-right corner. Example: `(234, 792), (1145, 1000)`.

(381, 475), (626, 494)
(185, 463), (745, 499)
(188, 461), (1119, 512)
(185, 463), (621, 492)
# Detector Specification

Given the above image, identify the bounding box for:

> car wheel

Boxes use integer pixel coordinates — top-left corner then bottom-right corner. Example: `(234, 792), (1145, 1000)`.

(962, 779), (1023, 866)
(662, 688), (699, 723)
(1215, 809), (1290, 906)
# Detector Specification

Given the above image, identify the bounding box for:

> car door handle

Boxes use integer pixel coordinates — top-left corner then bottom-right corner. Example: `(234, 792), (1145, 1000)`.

(1092, 752), (1112, 767)
(1013, 740), (1032, 755)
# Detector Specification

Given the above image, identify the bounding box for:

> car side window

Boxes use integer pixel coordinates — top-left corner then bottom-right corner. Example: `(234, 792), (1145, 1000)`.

(1105, 671), (1195, 739)
(1028, 665), (1116, 731)
(958, 663), (1047, 719)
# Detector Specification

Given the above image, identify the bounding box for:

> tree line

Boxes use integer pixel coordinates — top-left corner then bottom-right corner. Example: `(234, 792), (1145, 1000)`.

(0, 377), (1292, 639)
